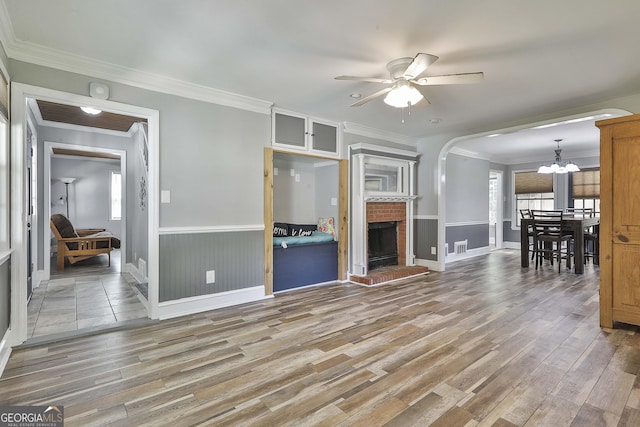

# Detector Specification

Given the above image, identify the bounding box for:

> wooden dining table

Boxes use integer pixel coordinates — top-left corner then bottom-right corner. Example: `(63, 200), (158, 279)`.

(520, 216), (600, 274)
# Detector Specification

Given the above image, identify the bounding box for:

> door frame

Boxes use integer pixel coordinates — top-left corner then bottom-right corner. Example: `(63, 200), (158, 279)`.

(263, 147), (348, 295)
(489, 169), (503, 250)
(10, 83), (160, 345)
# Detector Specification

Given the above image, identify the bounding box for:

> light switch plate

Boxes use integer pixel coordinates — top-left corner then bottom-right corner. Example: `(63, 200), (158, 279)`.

(161, 190), (171, 203)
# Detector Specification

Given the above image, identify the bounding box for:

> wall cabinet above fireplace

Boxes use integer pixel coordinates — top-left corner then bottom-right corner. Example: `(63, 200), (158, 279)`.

(272, 109), (342, 158)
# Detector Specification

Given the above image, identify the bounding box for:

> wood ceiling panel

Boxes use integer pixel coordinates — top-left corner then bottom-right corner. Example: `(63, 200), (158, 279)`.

(37, 99), (146, 132)
(52, 147), (120, 160)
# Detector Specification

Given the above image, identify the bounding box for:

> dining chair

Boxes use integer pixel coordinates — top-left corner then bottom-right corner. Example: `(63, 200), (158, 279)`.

(531, 210), (572, 273)
(520, 209), (535, 260)
(565, 208), (598, 263)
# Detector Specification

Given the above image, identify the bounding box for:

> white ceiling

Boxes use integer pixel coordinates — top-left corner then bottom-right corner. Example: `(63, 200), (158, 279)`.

(3, 0), (640, 160)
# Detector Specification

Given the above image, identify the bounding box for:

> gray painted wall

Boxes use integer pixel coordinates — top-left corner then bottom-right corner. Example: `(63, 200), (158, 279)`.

(446, 153), (490, 224)
(273, 158), (316, 224)
(159, 231), (263, 301)
(446, 224), (490, 252)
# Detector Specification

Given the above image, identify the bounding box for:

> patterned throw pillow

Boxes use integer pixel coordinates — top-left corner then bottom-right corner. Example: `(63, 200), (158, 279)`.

(317, 217), (335, 237)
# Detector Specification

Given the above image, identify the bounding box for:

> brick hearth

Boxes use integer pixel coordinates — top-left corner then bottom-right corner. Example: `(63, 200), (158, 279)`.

(350, 265), (430, 286)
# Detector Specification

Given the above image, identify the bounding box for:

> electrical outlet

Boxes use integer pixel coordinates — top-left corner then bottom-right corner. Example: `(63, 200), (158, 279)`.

(331, 197), (337, 206)
(206, 270), (215, 284)
(295, 173), (301, 182)
(431, 247), (437, 255)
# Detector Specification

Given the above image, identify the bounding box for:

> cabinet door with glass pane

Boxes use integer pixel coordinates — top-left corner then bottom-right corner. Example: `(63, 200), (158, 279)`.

(310, 120), (339, 157)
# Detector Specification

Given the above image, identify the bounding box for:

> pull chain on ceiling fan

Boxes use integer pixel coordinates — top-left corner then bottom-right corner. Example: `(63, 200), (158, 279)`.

(335, 53), (483, 108)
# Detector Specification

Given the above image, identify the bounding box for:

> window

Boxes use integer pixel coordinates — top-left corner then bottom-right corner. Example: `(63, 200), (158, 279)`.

(110, 171), (121, 220)
(570, 168), (600, 214)
(514, 171), (554, 226)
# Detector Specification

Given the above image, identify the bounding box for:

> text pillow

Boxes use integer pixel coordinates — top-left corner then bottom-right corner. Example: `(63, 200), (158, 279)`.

(289, 224), (316, 237)
(273, 222), (289, 237)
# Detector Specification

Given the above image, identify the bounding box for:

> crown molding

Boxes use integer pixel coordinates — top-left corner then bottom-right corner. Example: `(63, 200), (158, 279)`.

(448, 145), (600, 166)
(343, 121), (417, 147)
(0, 4), (272, 115)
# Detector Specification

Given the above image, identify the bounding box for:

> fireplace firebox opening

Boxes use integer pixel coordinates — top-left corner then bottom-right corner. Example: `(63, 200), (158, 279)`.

(368, 221), (398, 270)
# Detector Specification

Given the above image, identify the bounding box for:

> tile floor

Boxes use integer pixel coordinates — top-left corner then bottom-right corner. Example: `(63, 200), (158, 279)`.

(27, 272), (148, 339)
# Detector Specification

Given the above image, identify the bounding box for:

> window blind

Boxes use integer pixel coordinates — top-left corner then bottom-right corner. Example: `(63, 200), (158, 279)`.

(572, 168), (600, 198)
(514, 171), (553, 194)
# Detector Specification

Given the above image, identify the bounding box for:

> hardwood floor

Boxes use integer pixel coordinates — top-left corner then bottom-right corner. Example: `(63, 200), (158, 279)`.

(2, 250), (639, 426)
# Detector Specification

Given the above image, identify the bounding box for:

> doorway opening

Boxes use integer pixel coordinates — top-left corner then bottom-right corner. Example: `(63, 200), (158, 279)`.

(489, 170), (503, 250)
(10, 83), (159, 345)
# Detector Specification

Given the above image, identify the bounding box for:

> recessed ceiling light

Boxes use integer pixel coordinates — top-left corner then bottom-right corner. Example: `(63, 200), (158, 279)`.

(349, 93), (362, 99)
(80, 106), (102, 115)
(428, 118), (442, 124)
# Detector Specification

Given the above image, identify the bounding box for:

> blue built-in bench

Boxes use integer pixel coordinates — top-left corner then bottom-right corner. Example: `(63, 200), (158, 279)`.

(272, 222), (338, 292)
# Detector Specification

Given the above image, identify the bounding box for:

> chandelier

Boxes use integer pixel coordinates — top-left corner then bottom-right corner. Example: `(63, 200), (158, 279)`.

(537, 139), (580, 174)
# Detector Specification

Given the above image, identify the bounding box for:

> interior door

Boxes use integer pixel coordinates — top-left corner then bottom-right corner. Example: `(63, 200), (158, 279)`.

(611, 132), (640, 321)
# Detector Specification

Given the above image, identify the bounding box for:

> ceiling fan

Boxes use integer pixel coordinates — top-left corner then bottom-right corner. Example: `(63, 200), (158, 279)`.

(335, 53), (483, 108)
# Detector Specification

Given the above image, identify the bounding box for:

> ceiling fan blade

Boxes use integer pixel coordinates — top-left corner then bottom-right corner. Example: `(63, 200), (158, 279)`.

(335, 75), (392, 84)
(403, 53), (439, 79)
(413, 85), (431, 105)
(350, 87), (392, 107)
(413, 72), (484, 86)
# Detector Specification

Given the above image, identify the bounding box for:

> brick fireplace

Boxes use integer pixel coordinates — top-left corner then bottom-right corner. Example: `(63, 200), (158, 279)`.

(349, 144), (422, 281)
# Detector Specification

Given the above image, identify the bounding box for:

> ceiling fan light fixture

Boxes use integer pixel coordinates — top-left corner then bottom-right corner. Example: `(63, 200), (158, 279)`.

(80, 106), (102, 115)
(383, 83), (423, 108)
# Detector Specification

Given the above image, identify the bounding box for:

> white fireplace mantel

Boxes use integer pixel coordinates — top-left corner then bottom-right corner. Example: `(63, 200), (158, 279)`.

(349, 145), (419, 277)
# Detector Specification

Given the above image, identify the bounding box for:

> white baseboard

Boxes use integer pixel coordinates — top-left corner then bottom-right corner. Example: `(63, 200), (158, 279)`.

(0, 329), (13, 379)
(157, 285), (271, 320)
(503, 241), (521, 250)
(124, 262), (147, 284)
(445, 246), (491, 263)
(31, 270), (45, 289)
(415, 258), (443, 271)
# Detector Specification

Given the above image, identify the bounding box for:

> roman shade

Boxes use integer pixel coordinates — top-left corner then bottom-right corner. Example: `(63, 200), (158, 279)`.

(514, 171), (553, 194)
(572, 168), (600, 198)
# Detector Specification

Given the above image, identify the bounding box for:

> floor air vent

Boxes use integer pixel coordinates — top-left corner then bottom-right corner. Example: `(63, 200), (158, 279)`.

(454, 240), (468, 254)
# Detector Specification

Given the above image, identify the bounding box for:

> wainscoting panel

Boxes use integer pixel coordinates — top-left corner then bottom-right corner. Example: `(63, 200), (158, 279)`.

(445, 223), (490, 253)
(415, 218), (438, 261)
(159, 231), (263, 302)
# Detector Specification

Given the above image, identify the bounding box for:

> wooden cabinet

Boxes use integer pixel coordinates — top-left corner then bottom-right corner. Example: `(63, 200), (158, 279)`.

(597, 114), (640, 327)
(272, 109), (341, 158)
